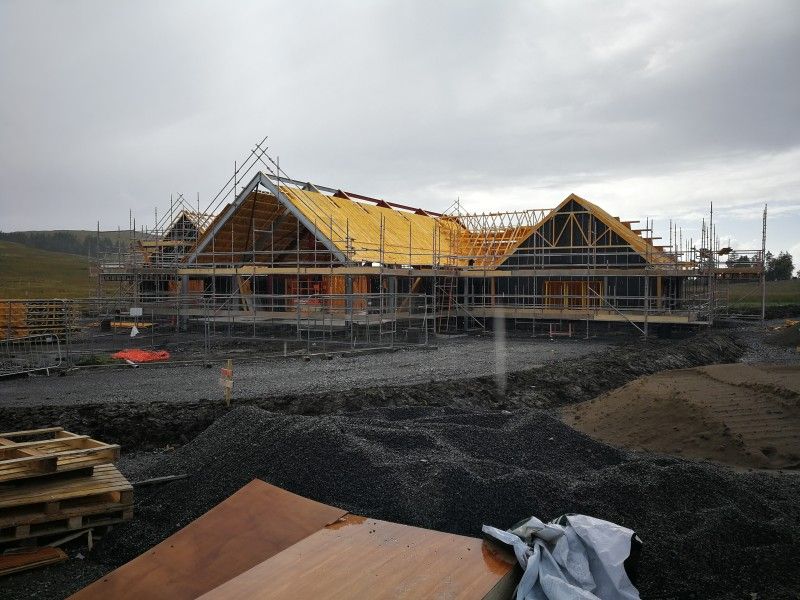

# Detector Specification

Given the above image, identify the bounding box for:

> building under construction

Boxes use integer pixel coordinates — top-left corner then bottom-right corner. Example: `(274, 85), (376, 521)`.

(95, 147), (767, 344)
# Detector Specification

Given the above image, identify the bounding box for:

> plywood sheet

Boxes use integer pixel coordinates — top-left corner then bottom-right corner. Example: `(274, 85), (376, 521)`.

(281, 187), (458, 266)
(0, 547), (67, 576)
(199, 515), (518, 600)
(70, 480), (347, 600)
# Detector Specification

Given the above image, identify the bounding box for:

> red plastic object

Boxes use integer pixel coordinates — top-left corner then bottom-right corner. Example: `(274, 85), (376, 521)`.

(111, 349), (170, 363)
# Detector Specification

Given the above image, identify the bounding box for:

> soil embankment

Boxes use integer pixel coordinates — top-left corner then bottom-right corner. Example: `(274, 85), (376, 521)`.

(563, 363), (800, 470)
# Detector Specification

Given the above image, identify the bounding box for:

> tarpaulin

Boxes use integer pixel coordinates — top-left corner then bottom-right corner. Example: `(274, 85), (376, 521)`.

(483, 514), (641, 600)
(111, 349), (170, 363)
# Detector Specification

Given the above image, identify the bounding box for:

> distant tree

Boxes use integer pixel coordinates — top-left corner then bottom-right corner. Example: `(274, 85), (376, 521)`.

(0, 231), (117, 257)
(765, 251), (794, 281)
(726, 255), (752, 268)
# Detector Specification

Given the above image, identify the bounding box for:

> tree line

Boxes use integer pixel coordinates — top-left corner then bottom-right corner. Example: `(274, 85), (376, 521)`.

(727, 251), (795, 280)
(0, 230), (119, 257)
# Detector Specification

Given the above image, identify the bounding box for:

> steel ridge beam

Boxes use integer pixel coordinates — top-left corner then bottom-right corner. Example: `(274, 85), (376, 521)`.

(185, 172), (266, 264)
(186, 172), (348, 265)
(262, 173), (339, 194)
(261, 172), (442, 216)
(257, 174), (348, 264)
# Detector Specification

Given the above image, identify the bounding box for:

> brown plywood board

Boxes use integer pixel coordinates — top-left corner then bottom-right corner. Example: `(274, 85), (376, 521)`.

(0, 547), (67, 577)
(70, 480), (347, 600)
(199, 515), (518, 600)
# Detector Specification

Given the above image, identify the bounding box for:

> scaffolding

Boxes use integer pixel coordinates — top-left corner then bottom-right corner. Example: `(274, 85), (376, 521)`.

(84, 142), (767, 347)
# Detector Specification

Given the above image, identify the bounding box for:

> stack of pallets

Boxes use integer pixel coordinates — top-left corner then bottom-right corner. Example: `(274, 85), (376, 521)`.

(0, 300), (78, 340)
(0, 428), (133, 551)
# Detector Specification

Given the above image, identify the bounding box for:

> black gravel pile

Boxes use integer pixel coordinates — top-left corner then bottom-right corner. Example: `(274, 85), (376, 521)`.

(500, 330), (746, 410)
(15, 405), (797, 600)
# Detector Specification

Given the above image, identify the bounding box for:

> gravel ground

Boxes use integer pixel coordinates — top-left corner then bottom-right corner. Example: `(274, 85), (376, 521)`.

(6, 405), (799, 600)
(737, 321), (800, 364)
(0, 336), (608, 407)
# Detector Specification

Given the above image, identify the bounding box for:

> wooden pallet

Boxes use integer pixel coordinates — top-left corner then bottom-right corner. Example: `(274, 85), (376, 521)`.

(0, 428), (120, 483)
(0, 464), (132, 543)
(0, 506), (133, 544)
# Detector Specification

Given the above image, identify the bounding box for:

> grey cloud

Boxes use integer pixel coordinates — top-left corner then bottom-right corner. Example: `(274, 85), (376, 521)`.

(0, 0), (797, 255)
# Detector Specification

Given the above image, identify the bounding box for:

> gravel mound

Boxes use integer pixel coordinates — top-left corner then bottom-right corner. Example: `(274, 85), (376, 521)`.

(30, 405), (799, 600)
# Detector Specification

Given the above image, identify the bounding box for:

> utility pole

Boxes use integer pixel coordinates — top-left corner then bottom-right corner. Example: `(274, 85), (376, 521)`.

(761, 205), (768, 324)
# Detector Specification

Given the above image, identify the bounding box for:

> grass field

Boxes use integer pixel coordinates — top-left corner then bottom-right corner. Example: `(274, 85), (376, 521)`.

(0, 241), (94, 298)
(721, 279), (800, 307)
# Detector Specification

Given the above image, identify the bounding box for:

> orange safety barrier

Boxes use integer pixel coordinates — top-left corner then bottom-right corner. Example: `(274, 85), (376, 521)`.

(111, 349), (170, 363)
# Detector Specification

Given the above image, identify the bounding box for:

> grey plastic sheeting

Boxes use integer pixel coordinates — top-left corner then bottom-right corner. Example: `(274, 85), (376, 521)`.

(483, 514), (640, 600)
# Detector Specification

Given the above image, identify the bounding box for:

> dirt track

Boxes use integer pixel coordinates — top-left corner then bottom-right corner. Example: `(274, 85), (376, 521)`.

(0, 332), (745, 449)
(563, 363), (800, 470)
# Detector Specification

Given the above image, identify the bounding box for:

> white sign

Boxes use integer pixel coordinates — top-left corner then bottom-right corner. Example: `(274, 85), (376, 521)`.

(129, 307), (143, 317)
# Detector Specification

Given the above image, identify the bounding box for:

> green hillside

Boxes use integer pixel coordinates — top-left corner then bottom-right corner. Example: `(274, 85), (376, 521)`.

(0, 241), (94, 299)
(10, 229), (149, 244)
(0, 229), (149, 258)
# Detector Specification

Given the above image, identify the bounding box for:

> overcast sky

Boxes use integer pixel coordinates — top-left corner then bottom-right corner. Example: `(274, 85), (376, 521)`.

(1, 1), (798, 259)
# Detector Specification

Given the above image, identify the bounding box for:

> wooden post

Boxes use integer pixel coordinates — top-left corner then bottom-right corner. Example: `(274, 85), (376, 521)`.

(656, 276), (663, 309)
(220, 358), (233, 406)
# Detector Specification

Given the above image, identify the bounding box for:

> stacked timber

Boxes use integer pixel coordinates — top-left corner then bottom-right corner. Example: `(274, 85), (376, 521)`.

(0, 300), (78, 340)
(0, 427), (132, 574)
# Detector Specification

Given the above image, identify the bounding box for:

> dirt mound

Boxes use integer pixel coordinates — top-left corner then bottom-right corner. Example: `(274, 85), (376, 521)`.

(563, 363), (800, 469)
(10, 405), (799, 599)
(765, 322), (800, 348)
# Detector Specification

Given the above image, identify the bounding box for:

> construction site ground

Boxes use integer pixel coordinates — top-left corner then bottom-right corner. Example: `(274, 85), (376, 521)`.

(0, 335), (610, 407)
(0, 323), (799, 599)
